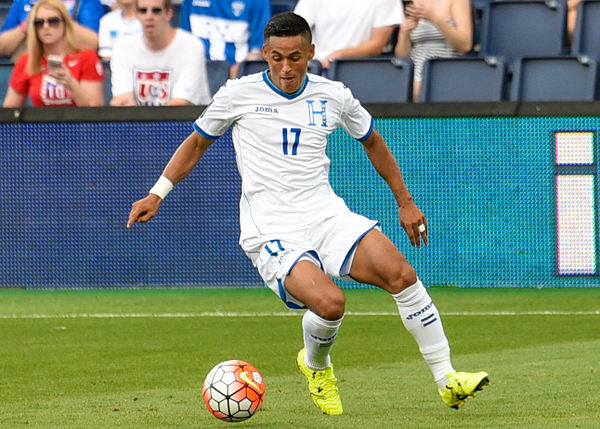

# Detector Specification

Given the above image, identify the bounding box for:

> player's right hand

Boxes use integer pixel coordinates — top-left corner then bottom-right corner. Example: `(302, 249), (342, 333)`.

(127, 194), (162, 228)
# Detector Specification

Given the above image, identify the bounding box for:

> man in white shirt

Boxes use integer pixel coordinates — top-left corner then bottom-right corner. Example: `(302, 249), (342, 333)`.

(294, 0), (404, 70)
(127, 12), (488, 416)
(110, 0), (211, 106)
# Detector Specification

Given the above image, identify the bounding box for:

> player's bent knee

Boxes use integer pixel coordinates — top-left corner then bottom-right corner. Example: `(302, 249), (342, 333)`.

(385, 263), (418, 294)
(313, 289), (345, 320)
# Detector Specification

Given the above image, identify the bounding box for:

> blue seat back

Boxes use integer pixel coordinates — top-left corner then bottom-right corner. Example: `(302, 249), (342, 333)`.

(270, 0), (298, 15)
(206, 60), (230, 95)
(237, 59), (322, 77)
(0, 62), (14, 104)
(572, 0), (600, 60)
(102, 60), (111, 105)
(481, 0), (568, 64)
(420, 57), (507, 102)
(328, 57), (413, 103)
(510, 56), (599, 101)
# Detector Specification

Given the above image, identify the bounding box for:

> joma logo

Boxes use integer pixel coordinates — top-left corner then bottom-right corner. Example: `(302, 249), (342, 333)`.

(254, 106), (279, 113)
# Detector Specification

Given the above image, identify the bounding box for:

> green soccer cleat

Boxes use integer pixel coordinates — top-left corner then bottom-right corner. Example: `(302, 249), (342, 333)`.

(296, 348), (343, 415)
(439, 371), (490, 409)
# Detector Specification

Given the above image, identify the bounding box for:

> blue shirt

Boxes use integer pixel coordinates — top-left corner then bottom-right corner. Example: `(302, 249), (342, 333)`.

(1, 0), (106, 33)
(179, 0), (271, 65)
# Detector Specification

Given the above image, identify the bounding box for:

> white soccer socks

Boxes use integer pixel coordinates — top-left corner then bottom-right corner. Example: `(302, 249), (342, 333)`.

(302, 310), (343, 370)
(393, 280), (455, 390)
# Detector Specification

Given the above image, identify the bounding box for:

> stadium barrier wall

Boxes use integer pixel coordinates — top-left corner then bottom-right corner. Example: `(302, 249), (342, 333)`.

(1, 103), (599, 288)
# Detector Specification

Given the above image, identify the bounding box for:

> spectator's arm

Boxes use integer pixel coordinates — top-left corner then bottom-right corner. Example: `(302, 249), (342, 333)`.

(433, 0), (472, 53)
(2, 87), (26, 107)
(567, 0), (582, 42)
(323, 26), (396, 69)
(406, 0), (472, 54)
(73, 21), (99, 50)
(71, 80), (104, 106)
(164, 98), (192, 106)
(110, 92), (136, 106)
(0, 25), (27, 57)
(394, 16), (418, 57)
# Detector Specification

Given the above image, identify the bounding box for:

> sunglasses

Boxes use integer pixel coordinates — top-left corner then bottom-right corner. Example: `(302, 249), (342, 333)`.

(33, 16), (63, 29)
(136, 7), (164, 14)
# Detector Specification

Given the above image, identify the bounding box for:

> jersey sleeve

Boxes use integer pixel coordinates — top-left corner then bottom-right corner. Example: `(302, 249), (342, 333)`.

(293, 0), (317, 27)
(0, 0), (25, 31)
(340, 86), (373, 142)
(247, 0), (270, 51)
(374, 0), (404, 27)
(193, 84), (235, 139)
(179, 0), (191, 31)
(77, 49), (105, 81)
(75, 0), (106, 32)
(97, 14), (112, 58)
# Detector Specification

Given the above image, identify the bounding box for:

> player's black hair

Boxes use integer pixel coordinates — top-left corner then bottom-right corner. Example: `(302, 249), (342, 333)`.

(263, 12), (312, 45)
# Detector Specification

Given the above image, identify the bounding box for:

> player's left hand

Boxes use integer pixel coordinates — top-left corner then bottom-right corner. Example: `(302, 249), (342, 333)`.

(398, 201), (428, 248)
(127, 194), (162, 228)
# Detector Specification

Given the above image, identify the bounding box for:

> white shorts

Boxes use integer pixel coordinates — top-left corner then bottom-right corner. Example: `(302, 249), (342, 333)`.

(244, 212), (379, 309)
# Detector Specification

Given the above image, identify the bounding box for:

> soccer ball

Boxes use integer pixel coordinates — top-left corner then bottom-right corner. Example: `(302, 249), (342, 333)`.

(203, 360), (266, 422)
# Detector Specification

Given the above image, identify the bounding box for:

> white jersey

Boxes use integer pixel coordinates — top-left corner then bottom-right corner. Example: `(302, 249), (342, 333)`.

(98, 9), (143, 59)
(110, 29), (211, 106)
(193, 71), (373, 250)
(294, 0), (404, 62)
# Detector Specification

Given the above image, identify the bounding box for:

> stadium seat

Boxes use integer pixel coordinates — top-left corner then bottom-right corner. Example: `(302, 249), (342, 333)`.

(480, 0), (568, 65)
(509, 56), (599, 101)
(270, 0), (298, 15)
(170, 1), (181, 27)
(237, 60), (268, 77)
(206, 60), (230, 95)
(0, 62), (14, 104)
(420, 57), (507, 102)
(0, 2), (10, 29)
(328, 57), (413, 103)
(101, 61), (111, 105)
(236, 59), (322, 77)
(571, 0), (600, 60)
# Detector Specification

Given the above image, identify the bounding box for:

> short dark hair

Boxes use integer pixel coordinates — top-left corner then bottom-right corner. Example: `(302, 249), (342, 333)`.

(263, 12), (312, 45)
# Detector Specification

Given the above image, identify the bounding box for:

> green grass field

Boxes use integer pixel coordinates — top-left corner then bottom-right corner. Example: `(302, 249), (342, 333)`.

(1, 287), (599, 428)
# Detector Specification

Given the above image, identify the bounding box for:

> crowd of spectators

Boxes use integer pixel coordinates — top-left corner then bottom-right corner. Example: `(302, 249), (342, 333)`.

(0, 0), (593, 106)
(2, 0), (104, 107)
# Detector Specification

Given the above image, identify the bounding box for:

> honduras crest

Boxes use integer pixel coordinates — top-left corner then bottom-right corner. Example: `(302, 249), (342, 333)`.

(231, 1), (245, 16)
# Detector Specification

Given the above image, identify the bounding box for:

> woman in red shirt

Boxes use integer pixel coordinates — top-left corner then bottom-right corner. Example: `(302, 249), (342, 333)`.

(2, 0), (104, 107)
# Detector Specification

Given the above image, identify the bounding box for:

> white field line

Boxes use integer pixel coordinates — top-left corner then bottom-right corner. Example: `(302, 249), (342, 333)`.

(0, 310), (599, 319)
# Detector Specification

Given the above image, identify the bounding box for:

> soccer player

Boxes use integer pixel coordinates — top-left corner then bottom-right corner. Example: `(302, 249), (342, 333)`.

(127, 12), (489, 415)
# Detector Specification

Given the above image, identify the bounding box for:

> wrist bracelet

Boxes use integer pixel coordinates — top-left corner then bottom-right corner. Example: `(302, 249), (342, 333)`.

(149, 175), (174, 200)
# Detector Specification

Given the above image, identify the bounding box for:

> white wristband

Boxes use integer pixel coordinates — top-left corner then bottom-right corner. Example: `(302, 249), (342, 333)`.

(149, 175), (174, 200)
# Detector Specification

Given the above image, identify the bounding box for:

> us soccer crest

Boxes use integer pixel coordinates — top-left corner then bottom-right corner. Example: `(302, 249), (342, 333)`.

(135, 70), (171, 106)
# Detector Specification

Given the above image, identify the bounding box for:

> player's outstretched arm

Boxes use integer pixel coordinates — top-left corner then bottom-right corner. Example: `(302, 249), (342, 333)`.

(127, 131), (214, 228)
(361, 128), (428, 248)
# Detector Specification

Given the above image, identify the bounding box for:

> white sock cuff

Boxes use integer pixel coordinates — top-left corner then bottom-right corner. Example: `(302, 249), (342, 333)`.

(392, 279), (426, 305)
(302, 310), (344, 330)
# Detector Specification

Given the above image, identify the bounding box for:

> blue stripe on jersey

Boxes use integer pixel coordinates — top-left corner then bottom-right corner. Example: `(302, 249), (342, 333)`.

(193, 122), (221, 140)
(262, 71), (309, 100)
(358, 117), (374, 142)
(224, 42), (236, 65)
